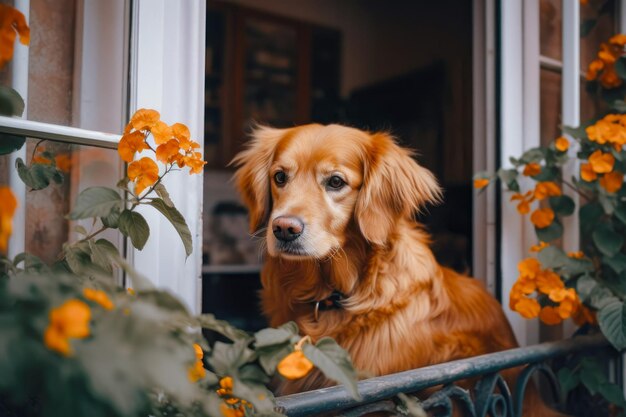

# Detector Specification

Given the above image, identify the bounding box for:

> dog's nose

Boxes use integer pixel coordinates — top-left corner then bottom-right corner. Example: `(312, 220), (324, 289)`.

(272, 216), (304, 242)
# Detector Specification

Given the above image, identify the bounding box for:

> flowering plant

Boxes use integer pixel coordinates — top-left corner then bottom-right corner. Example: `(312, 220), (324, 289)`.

(0, 6), (360, 417)
(475, 32), (626, 411)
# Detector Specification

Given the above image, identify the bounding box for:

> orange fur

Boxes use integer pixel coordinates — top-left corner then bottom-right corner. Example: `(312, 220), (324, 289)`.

(233, 124), (565, 416)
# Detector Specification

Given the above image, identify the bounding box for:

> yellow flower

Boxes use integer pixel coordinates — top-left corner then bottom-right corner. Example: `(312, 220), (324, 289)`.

(83, 288), (114, 310)
(539, 306), (562, 325)
(44, 299), (91, 356)
(473, 178), (489, 189)
(219, 403), (245, 417)
(534, 182), (561, 200)
(530, 241), (549, 252)
(118, 131), (149, 163)
(555, 136), (569, 152)
(523, 163), (541, 177)
(193, 343), (203, 360)
(599, 171), (624, 193)
(128, 157), (159, 195)
(0, 4), (30, 68)
(589, 149), (615, 173)
(514, 297), (540, 319)
(277, 350), (315, 380)
(188, 343), (206, 383)
(581, 163), (598, 182)
(530, 207), (555, 229)
(0, 187), (17, 253)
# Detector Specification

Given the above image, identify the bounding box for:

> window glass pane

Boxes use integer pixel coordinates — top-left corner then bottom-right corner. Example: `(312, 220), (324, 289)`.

(540, 68), (562, 146)
(0, 139), (121, 262)
(540, 0), (563, 61)
(580, 0), (617, 120)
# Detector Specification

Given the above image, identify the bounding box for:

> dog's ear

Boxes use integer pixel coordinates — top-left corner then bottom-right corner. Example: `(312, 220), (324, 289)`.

(355, 132), (442, 246)
(231, 126), (286, 233)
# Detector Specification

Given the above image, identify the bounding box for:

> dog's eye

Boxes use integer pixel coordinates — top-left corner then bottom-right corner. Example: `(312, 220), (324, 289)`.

(274, 171), (287, 186)
(327, 175), (345, 190)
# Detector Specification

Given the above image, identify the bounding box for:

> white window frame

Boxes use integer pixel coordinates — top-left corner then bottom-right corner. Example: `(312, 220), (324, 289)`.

(2, 0), (206, 314)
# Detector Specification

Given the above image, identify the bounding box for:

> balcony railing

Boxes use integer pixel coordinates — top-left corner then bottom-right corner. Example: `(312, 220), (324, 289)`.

(275, 334), (616, 417)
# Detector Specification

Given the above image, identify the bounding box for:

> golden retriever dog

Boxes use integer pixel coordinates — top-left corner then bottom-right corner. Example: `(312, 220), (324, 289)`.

(233, 124), (564, 416)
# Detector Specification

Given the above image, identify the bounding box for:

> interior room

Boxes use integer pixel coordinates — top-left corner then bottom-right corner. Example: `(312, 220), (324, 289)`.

(201, 0), (474, 330)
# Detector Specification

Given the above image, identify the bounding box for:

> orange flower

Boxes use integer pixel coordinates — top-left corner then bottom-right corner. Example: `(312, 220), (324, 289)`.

(277, 350), (314, 380)
(83, 288), (114, 310)
(44, 299), (91, 356)
(580, 163), (597, 182)
(530, 207), (555, 229)
(128, 157), (159, 195)
(513, 278), (536, 295)
(32, 154), (51, 164)
(589, 150), (615, 173)
(610, 34), (626, 46)
(600, 67), (622, 88)
(573, 305), (597, 326)
(514, 297), (541, 319)
(181, 152), (206, 174)
(510, 191), (534, 214)
(599, 171), (624, 193)
(568, 251), (585, 259)
(0, 187), (17, 253)
(587, 59), (605, 81)
(193, 343), (203, 360)
(156, 139), (181, 164)
(151, 120), (173, 145)
(537, 270), (565, 294)
(534, 182), (561, 200)
(474, 178), (489, 189)
(539, 306), (562, 325)
(118, 131), (149, 163)
(188, 343), (206, 383)
(0, 4), (30, 68)
(54, 154), (72, 173)
(129, 108), (161, 132)
(555, 137), (569, 152)
(530, 241), (549, 252)
(518, 258), (542, 280)
(523, 163), (541, 176)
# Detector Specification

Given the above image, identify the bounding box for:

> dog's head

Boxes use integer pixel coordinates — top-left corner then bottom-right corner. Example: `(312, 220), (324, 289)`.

(232, 124), (441, 259)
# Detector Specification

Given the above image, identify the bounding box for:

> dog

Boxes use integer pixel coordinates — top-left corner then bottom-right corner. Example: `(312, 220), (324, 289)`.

(233, 124), (565, 416)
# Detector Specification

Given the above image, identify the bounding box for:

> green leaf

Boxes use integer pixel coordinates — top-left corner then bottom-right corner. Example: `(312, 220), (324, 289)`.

(532, 166), (559, 182)
(0, 85), (25, 116)
(592, 223), (624, 257)
(616, 57), (626, 80)
(147, 198), (192, 257)
(208, 340), (255, 375)
(580, 202), (604, 235)
(558, 367), (580, 396)
(0, 134), (25, 155)
(254, 322), (299, 348)
(118, 210), (150, 250)
(577, 274), (597, 302)
(135, 289), (189, 314)
(549, 195), (575, 216)
(598, 383), (626, 407)
(562, 125), (587, 139)
(302, 337), (361, 400)
(590, 285), (620, 310)
(535, 221), (563, 242)
(154, 183), (175, 207)
(613, 100), (626, 113)
(68, 187), (123, 220)
(88, 239), (114, 274)
(519, 148), (545, 163)
(196, 314), (250, 342)
(15, 157), (63, 190)
(615, 205), (626, 225)
(604, 253), (626, 275)
(101, 206), (121, 229)
(580, 18), (597, 37)
(598, 301), (626, 350)
(257, 343), (293, 376)
(580, 360), (607, 395)
(231, 377), (275, 412)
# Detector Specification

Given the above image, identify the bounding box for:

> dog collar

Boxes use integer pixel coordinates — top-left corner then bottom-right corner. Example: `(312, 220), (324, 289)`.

(313, 290), (345, 322)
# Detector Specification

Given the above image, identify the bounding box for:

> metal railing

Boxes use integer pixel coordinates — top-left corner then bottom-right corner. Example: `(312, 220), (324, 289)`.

(275, 334), (614, 417)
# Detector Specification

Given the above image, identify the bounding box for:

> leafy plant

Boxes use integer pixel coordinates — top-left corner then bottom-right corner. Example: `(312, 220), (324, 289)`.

(0, 6), (360, 416)
(474, 32), (626, 411)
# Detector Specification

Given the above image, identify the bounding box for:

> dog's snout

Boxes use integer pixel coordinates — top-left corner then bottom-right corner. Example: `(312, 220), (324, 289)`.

(272, 216), (304, 242)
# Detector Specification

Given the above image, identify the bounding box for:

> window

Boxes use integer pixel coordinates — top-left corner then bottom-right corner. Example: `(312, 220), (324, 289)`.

(0, 0), (206, 313)
(499, 0), (620, 345)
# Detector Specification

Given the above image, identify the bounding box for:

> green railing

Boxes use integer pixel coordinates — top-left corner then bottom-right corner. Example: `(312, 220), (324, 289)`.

(274, 334), (616, 417)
